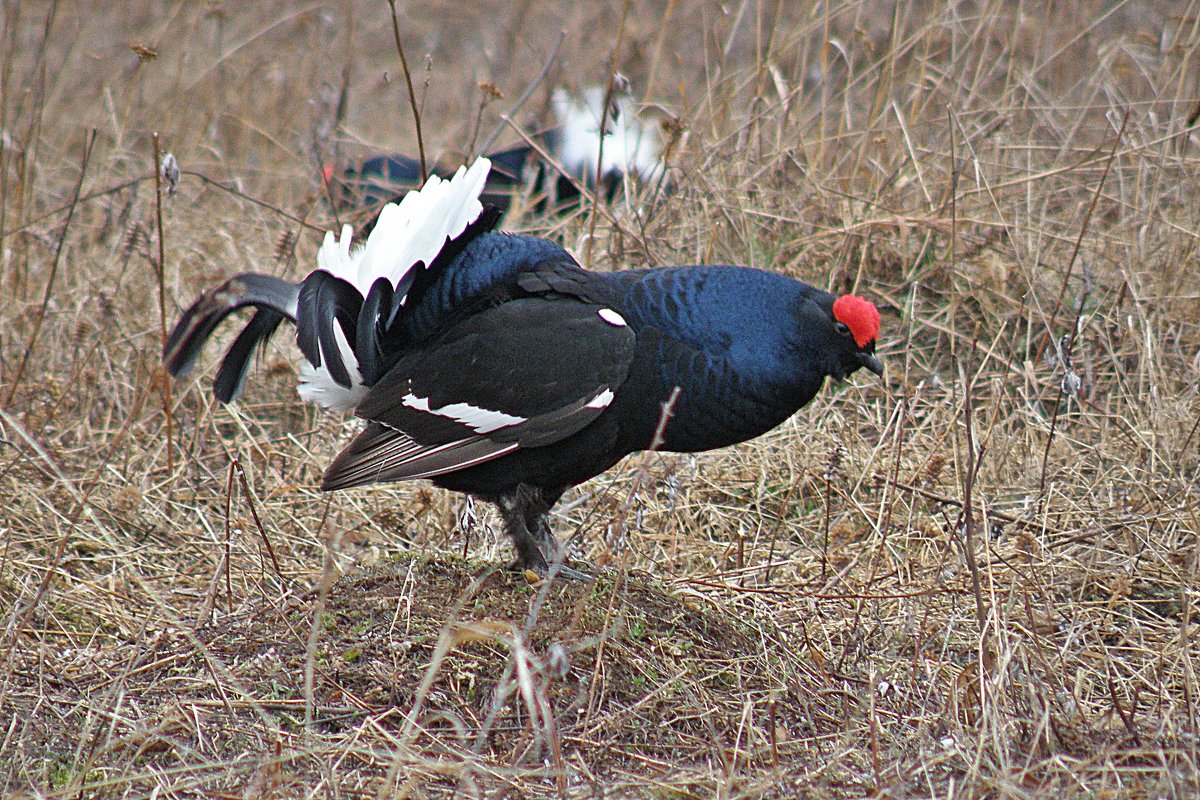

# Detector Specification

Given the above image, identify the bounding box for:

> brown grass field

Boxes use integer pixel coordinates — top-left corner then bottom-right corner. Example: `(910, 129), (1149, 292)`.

(3, 0), (1200, 796)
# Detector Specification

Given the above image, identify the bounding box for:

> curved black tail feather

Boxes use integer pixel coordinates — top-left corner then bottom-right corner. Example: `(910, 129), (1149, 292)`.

(163, 273), (300, 402)
(295, 271), (364, 390)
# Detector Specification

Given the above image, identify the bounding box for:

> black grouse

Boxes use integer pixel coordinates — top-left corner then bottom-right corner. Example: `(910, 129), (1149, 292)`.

(334, 84), (667, 223)
(165, 158), (883, 579)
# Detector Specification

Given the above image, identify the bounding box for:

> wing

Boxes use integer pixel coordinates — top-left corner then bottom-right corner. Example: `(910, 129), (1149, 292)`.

(321, 294), (635, 490)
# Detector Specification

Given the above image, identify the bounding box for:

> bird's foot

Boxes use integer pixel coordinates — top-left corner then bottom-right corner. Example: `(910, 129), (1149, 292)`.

(508, 554), (595, 584)
(546, 561), (595, 583)
(498, 487), (592, 583)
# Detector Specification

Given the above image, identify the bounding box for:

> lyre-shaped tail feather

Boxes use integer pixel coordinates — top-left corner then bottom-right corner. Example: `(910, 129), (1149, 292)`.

(163, 273), (300, 402)
(295, 270), (365, 390)
(166, 158), (497, 411)
(212, 308), (290, 403)
(354, 277), (396, 387)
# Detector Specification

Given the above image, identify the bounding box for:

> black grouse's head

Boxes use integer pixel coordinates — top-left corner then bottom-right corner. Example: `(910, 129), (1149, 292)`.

(797, 293), (883, 381)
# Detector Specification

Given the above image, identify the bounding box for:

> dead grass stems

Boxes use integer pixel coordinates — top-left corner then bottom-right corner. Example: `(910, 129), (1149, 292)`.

(2, 1), (1199, 797)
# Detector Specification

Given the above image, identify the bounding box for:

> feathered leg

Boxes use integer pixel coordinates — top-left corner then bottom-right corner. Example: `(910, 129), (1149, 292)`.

(497, 486), (590, 581)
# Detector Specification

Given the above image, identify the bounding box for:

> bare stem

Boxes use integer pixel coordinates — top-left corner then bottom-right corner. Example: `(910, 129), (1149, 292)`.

(386, 0), (427, 182)
(1037, 113), (1128, 507)
(584, 0), (631, 267)
(477, 31), (564, 156)
(152, 133), (174, 500)
(4, 127), (95, 408)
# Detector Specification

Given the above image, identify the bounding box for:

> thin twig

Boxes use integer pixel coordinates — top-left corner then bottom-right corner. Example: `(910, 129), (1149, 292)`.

(305, 505), (342, 733)
(1037, 113), (1127, 506)
(820, 447), (836, 583)
(649, 386), (682, 452)
(1042, 111), (1129, 350)
(223, 460), (236, 615)
(584, 0), (631, 267)
(152, 133), (174, 502)
(477, 31), (564, 156)
(386, 0), (426, 182)
(497, 114), (623, 234)
(958, 355), (989, 633)
(231, 457), (285, 580)
(947, 107), (989, 646)
(182, 170), (325, 231)
(0, 168), (324, 243)
(4, 128), (94, 408)
(1105, 660), (1142, 745)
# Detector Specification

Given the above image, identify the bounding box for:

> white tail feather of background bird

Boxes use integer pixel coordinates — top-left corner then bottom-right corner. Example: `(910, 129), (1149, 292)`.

(298, 158), (492, 411)
(552, 88), (664, 187)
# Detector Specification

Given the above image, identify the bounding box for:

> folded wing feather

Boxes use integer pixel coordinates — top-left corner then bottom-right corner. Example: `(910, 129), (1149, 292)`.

(321, 295), (635, 490)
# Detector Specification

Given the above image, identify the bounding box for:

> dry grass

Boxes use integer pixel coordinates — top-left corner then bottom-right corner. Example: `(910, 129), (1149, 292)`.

(3, 0), (1200, 797)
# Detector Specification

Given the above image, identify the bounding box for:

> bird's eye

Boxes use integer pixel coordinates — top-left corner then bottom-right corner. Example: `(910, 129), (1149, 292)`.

(835, 321), (851, 337)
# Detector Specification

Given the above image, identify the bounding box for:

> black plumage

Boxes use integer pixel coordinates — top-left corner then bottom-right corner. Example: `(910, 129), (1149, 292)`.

(166, 159), (882, 580)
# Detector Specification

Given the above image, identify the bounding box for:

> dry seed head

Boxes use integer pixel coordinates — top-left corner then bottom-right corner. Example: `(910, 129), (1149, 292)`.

(1013, 530), (1039, 558)
(122, 222), (146, 259)
(918, 453), (947, 486)
(456, 495), (479, 538)
(823, 440), (845, 482)
(113, 486), (144, 513)
(130, 43), (158, 62)
(1061, 368), (1082, 397)
(72, 318), (95, 350)
(546, 643), (570, 678)
(274, 229), (295, 264)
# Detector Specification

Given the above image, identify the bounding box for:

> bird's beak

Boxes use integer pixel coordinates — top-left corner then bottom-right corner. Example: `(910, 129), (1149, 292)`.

(857, 352), (884, 377)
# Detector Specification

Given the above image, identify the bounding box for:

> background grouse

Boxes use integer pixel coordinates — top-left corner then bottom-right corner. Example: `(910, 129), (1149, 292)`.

(333, 83), (667, 225)
(165, 158), (883, 579)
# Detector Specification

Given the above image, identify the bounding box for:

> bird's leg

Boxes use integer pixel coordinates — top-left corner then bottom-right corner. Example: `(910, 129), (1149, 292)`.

(497, 487), (591, 582)
(506, 515), (549, 574)
(528, 512), (561, 560)
(497, 488), (551, 576)
(523, 488), (563, 561)
(525, 508), (592, 582)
